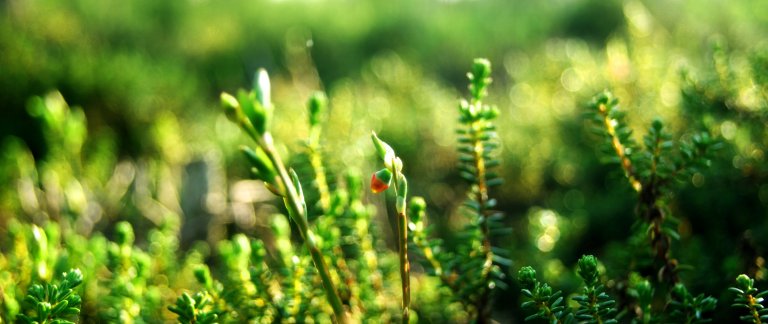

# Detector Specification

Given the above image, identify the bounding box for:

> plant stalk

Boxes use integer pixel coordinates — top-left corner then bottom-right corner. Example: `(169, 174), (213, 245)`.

(398, 208), (411, 323)
(258, 134), (349, 324)
(470, 109), (494, 323)
(597, 102), (642, 193)
(391, 170), (411, 323)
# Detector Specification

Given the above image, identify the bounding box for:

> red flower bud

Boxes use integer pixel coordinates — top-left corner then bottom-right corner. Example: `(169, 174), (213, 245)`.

(371, 168), (393, 193)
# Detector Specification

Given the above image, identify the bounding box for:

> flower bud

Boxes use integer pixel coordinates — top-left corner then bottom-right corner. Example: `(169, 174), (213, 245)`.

(371, 168), (393, 193)
(468, 58), (492, 99)
(221, 92), (240, 115)
(371, 131), (397, 169)
(255, 68), (271, 108)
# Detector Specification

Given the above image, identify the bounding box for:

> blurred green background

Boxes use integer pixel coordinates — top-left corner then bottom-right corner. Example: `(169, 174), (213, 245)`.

(2, 0), (768, 321)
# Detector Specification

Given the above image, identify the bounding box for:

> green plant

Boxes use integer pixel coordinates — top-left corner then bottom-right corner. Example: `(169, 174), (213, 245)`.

(370, 131), (411, 323)
(730, 274), (768, 323)
(517, 265), (574, 324)
(404, 58), (509, 323)
(168, 291), (220, 324)
(1, 41), (766, 324)
(455, 58), (507, 322)
(668, 283), (717, 324)
(627, 275), (654, 324)
(17, 269), (83, 324)
(219, 69), (350, 323)
(518, 255), (619, 324)
(587, 91), (717, 279)
(585, 90), (718, 320)
(573, 255), (617, 324)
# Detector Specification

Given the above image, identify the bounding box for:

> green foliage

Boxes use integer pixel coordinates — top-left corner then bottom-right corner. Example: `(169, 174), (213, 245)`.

(573, 255), (617, 324)
(627, 275), (655, 324)
(220, 70), (349, 322)
(668, 283), (717, 324)
(2, 3), (768, 321)
(588, 92), (712, 271)
(17, 269), (83, 324)
(404, 59), (509, 323)
(730, 274), (768, 323)
(452, 58), (508, 320)
(585, 91), (720, 322)
(517, 266), (574, 324)
(518, 255), (619, 324)
(168, 292), (220, 324)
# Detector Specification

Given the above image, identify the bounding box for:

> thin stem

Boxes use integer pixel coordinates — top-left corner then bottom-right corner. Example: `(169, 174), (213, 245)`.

(391, 169), (411, 324)
(597, 102), (642, 192)
(748, 294), (763, 324)
(469, 100), (494, 323)
(586, 287), (604, 324)
(645, 133), (678, 285)
(538, 301), (563, 324)
(258, 134), (349, 324)
(398, 208), (410, 323)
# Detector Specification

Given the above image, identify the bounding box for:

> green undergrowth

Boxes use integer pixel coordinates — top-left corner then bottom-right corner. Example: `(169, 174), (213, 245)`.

(1, 27), (767, 321)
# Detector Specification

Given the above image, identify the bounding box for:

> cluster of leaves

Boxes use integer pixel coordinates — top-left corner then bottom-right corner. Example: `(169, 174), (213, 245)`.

(168, 291), (219, 324)
(573, 255), (617, 324)
(586, 90), (717, 287)
(3, 50), (767, 324)
(668, 283), (717, 324)
(199, 69), (418, 323)
(589, 90), (719, 321)
(403, 59), (510, 323)
(17, 269), (83, 324)
(517, 90), (723, 324)
(730, 274), (768, 323)
(518, 255), (617, 324)
(518, 265), (573, 324)
(0, 90), (204, 322)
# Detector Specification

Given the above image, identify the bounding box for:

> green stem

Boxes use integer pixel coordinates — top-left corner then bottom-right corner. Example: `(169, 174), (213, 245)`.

(391, 171), (411, 324)
(470, 104), (493, 323)
(596, 102), (642, 192)
(587, 288), (604, 324)
(398, 209), (411, 323)
(258, 134), (349, 324)
(748, 294), (763, 324)
(539, 302), (562, 324)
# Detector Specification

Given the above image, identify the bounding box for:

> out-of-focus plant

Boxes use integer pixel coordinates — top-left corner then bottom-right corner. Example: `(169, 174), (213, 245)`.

(219, 69), (350, 323)
(668, 283), (717, 324)
(585, 90), (717, 319)
(100, 221), (157, 322)
(17, 269), (83, 324)
(168, 291), (220, 324)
